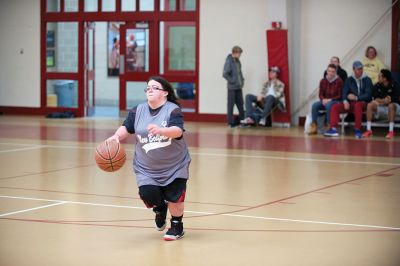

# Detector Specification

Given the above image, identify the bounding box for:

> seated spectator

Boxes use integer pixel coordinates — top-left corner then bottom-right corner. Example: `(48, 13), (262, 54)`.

(362, 69), (400, 139)
(309, 64), (343, 135)
(324, 60), (373, 138)
(241, 66), (285, 126)
(362, 46), (386, 84)
(323, 56), (348, 82)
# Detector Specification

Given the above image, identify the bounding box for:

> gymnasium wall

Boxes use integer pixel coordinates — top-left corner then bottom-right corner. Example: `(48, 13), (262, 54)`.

(0, 0), (393, 123)
(289, 0), (392, 122)
(199, 0), (392, 122)
(199, 0), (270, 115)
(0, 0), (41, 107)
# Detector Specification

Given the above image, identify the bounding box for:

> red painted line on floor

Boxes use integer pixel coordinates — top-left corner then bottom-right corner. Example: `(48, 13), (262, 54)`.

(1, 217), (399, 233)
(1, 124), (399, 157)
(375, 173), (394, 177)
(0, 163), (95, 181)
(278, 201), (296, 204)
(3, 167), (398, 226)
(180, 166), (400, 220)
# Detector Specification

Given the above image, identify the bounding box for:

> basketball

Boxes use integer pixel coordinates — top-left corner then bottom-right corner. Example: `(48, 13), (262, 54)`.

(95, 140), (126, 172)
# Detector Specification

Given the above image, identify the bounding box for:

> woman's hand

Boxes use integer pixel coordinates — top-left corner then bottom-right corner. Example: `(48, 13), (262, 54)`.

(106, 134), (120, 143)
(147, 124), (164, 136)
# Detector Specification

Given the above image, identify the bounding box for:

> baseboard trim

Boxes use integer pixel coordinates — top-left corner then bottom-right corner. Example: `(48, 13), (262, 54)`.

(298, 116), (306, 126)
(0, 106), (43, 116)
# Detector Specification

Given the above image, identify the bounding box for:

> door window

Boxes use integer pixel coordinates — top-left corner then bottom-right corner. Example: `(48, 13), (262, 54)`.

(126, 28), (149, 72)
(46, 22), (78, 73)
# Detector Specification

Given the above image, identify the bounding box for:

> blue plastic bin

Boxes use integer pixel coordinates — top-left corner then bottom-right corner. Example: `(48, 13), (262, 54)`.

(54, 80), (74, 107)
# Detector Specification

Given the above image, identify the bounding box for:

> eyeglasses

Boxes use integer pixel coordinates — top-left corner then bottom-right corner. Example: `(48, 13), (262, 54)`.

(144, 85), (165, 92)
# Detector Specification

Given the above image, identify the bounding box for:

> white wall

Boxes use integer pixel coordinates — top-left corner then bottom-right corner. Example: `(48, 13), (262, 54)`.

(199, 0), (270, 114)
(266, 0), (287, 28)
(198, 0), (392, 120)
(0, 0), (40, 107)
(290, 0), (392, 121)
(0, 0), (393, 121)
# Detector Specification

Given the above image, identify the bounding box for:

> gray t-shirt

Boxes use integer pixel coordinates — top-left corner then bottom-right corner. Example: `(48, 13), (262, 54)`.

(123, 101), (191, 187)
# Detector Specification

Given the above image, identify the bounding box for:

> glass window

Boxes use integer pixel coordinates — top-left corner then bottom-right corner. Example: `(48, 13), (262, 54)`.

(65, 0), (79, 12)
(179, 0), (196, 11)
(107, 22), (121, 76)
(126, 81), (196, 112)
(46, 80), (78, 108)
(47, 0), (60, 12)
(121, 0), (136, 11)
(159, 22), (196, 73)
(126, 82), (147, 109)
(84, 0), (98, 12)
(139, 0), (154, 11)
(126, 28), (149, 72)
(46, 22), (79, 73)
(172, 82), (196, 112)
(102, 0), (116, 12)
(160, 0), (176, 11)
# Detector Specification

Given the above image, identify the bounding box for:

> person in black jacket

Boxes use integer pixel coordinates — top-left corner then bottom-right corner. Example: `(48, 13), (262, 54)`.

(323, 56), (348, 83)
(223, 46), (245, 127)
(362, 69), (400, 139)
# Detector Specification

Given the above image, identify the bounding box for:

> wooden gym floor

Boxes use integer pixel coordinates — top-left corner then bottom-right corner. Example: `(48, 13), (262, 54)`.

(0, 115), (399, 266)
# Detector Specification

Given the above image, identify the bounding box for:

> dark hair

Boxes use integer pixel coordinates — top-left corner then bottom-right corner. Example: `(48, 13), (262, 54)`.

(147, 76), (181, 107)
(113, 37), (118, 44)
(365, 46), (377, 58)
(232, 45), (243, 53)
(331, 56), (340, 63)
(327, 63), (337, 72)
(380, 69), (392, 83)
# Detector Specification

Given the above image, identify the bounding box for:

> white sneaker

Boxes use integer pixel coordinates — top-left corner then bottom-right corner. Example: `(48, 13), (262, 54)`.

(259, 117), (266, 126)
(240, 117), (255, 125)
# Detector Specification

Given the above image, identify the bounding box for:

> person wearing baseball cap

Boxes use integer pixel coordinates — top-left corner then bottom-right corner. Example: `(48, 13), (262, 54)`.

(324, 60), (373, 138)
(240, 65), (286, 127)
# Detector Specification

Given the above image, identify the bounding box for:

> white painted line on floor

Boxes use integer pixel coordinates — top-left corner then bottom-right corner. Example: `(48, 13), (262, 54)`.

(0, 195), (147, 210)
(0, 195), (399, 231)
(224, 214), (400, 231)
(190, 152), (400, 166)
(1, 142), (399, 166)
(0, 143), (41, 146)
(0, 201), (66, 217)
(0, 145), (46, 154)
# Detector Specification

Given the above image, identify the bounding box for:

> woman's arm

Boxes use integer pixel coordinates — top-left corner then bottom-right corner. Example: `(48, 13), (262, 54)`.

(147, 124), (183, 139)
(108, 126), (130, 143)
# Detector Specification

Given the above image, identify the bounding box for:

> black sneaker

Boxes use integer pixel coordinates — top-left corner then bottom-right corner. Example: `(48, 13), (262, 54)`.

(163, 220), (184, 241)
(153, 204), (168, 231)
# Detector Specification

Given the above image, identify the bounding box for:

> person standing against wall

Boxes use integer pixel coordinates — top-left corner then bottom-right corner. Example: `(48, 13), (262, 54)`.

(223, 46), (245, 128)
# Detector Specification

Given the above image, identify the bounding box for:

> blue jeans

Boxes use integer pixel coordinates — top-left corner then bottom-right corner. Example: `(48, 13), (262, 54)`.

(245, 94), (276, 122)
(311, 100), (339, 124)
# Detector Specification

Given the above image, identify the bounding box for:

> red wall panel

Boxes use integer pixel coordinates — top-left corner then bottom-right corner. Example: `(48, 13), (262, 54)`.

(266, 29), (291, 124)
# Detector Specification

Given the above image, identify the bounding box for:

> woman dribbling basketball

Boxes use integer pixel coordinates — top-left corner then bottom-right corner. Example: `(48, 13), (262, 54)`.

(107, 76), (191, 241)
